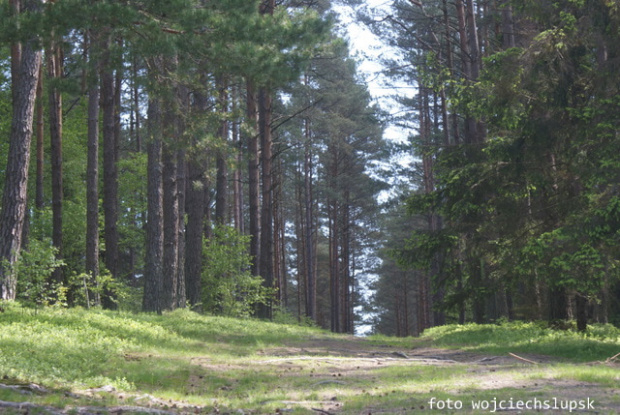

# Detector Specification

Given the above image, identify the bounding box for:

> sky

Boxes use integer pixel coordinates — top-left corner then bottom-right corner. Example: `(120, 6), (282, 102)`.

(331, 1), (418, 334)
(332, 0), (417, 147)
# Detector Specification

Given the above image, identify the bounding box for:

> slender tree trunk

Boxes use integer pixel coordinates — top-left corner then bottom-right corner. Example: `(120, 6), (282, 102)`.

(185, 86), (208, 310)
(419, 88), (433, 331)
(246, 79), (261, 277)
(304, 118), (316, 321)
(256, 0), (277, 319)
(162, 61), (180, 310)
(258, 86), (274, 319)
(48, 43), (64, 285)
(35, 65), (44, 209)
(176, 85), (189, 309)
(231, 85), (243, 233)
(215, 76), (229, 225)
(185, 160), (205, 311)
(342, 197), (352, 334)
(455, 0), (479, 145)
(132, 54), (142, 152)
(329, 201), (340, 332)
(101, 33), (119, 308)
(143, 83), (164, 314)
(502, 3), (516, 49)
(86, 32), (101, 307)
(328, 144), (341, 332)
(0, 0), (43, 300)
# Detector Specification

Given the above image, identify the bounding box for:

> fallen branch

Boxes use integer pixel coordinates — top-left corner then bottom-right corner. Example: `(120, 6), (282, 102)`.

(0, 383), (50, 395)
(311, 408), (335, 415)
(605, 352), (620, 363)
(0, 400), (64, 415)
(508, 353), (538, 365)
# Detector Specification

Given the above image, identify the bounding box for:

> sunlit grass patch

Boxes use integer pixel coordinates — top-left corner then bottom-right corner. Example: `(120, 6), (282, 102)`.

(419, 321), (620, 362)
(526, 363), (620, 387)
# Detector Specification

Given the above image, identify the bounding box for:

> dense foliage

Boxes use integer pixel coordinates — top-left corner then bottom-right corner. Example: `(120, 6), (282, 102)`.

(366, 0), (620, 334)
(0, 0), (388, 332)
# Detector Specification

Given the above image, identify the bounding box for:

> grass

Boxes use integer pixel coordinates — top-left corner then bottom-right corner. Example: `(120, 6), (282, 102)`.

(369, 320), (620, 362)
(0, 304), (619, 414)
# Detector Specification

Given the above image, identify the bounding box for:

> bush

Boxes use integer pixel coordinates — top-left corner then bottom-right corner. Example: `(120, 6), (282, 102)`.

(16, 238), (65, 308)
(202, 225), (273, 318)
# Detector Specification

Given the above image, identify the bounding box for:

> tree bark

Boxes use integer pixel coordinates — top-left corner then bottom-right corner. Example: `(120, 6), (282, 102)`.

(176, 85), (189, 309)
(185, 158), (205, 311)
(246, 79), (261, 277)
(161, 61), (180, 310)
(258, 86), (274, 319)
(143, 88), (164, 314)
(231, 84), (244, 233)
(303, 117), (316, 321)
(48, 42), (64, 286)
(101, 33), (119, 308)
(86, 32), (101, 307)
(0, 0), (43, 300)
(162, 144), (179, 310)
(215, 76), (229, 225)
(184, 85), (208, 310)
(35, 64), (44, 210)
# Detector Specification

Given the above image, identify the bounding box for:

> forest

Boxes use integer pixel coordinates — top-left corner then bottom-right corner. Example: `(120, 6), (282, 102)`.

(1, 0), (620, 336)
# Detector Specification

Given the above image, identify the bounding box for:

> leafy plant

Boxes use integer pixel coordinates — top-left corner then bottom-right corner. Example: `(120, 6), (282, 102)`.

(16, 238), (65, 309)
(202, 225), (273, 318)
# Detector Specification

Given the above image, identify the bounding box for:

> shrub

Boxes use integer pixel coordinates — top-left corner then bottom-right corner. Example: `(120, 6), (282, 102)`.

(202, 225), (273, 318)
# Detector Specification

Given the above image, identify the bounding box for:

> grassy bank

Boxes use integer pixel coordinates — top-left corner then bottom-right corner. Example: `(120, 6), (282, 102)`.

(0, 304), (619, 414)
(370, 321), (620, 362)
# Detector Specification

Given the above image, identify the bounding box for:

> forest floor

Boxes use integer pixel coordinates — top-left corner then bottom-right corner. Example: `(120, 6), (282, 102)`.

(0, 307), (619, 414)
(251, 336), (620, 414)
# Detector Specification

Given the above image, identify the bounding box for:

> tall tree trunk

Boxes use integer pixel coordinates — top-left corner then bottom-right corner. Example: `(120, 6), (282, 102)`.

(502, 3), (516, 49)
(101, 33), (119, 308)
(162, 145), (179, 310)
(294, 165), (306, 319)
(442, 0), (460, 144)
(304, 117), (316, 321)
(246, 79), (261, 277)
(328, 143), (341, 332)
(0, 0), (43, 300)
(419, 88), (433, 331)
(256, 0), (276, 319)
(215, 76), (229, 225)
(185, 159), (205, 311)
(176, 85), (189, 309)
(231, 84), (244, 233)
(132, 54), (142, 152)
(185, 85), (208, 310)
(329, 199), (340, 333)
(258, 86), (274, 319)
(48, 42), (64, 285)
(86, 32), (101, 307)
(143, 84), (164, 314)
(35, 65), (44, 209)
(465, 0), (485, 143)
(455, 0), (478, 145)
(161, 60), (180, 310)
(342, 197), (352, 334)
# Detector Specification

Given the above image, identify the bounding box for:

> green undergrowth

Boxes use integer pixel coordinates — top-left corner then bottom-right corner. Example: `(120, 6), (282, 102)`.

(370, 321), (620, 362)
(0, 303), (331, 391)
(0, 305), (619, 414)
